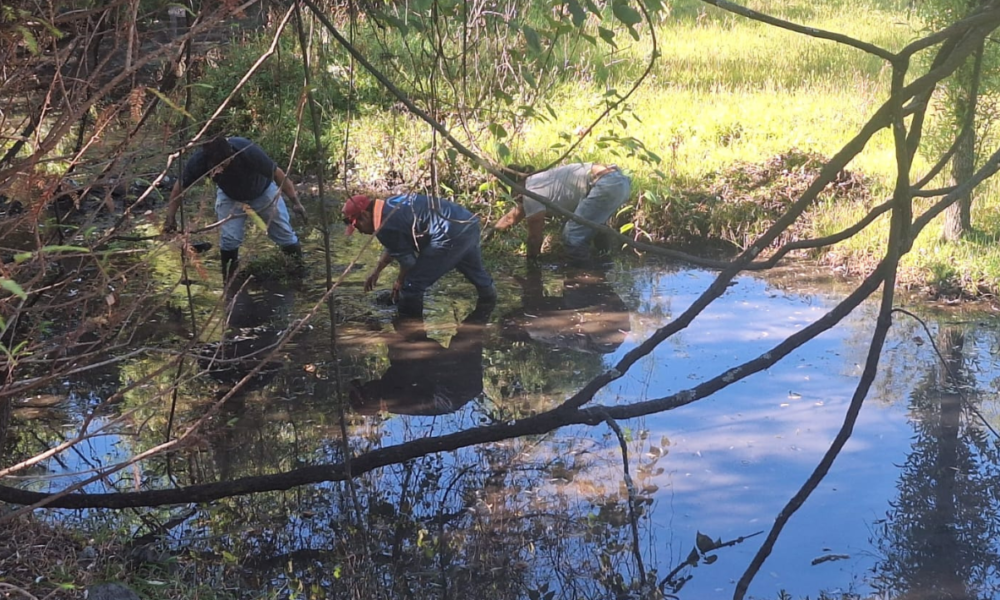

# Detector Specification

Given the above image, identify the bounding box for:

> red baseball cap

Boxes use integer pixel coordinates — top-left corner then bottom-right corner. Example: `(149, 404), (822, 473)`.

(342, 194), (372, 236)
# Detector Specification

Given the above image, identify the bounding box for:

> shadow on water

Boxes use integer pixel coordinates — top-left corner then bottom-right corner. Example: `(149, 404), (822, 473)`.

(6, 244), (1000, 599)
(196, 281), (296, 390)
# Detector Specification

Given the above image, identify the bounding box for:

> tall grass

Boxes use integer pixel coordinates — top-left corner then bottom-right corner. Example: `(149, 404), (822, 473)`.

(206, 0), (1000, 293)
(336, 0), (912, 180)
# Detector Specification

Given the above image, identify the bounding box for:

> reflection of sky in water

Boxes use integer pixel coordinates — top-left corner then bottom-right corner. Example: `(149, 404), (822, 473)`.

(10, 415), (141, 495)
(14, 263), (1000, 599)
(601, 268), (914, 598)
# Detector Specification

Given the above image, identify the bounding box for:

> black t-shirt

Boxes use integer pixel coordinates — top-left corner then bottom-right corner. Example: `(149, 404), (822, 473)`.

(181, 137), (276, 202)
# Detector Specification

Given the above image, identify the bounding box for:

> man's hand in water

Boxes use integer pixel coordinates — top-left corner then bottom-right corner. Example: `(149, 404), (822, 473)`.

(364, 270), (381, 292)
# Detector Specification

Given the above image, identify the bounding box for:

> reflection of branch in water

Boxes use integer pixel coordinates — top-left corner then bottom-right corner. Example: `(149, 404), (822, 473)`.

(0, 258), (890, 511)
(734, 201), (901, 598)
(600, 412), (647, 589)
(893, 308), (1000, 440)
(658, 530), (764, 595)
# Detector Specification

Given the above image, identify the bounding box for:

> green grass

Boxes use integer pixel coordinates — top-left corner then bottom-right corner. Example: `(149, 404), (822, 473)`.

(213, 0), (1000, 296)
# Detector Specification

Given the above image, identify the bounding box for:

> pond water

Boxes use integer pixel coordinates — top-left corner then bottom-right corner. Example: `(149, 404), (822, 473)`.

(8, 233), (1000, 600)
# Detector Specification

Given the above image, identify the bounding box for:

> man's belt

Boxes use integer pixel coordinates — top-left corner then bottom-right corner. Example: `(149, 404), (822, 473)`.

(590, 164), (619, 185)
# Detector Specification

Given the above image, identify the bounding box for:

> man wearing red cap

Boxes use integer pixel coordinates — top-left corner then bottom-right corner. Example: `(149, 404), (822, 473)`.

(342, 193), (496, 318)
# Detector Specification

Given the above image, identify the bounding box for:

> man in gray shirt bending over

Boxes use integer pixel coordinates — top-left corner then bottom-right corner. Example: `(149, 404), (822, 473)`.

(490, 162), (631, 263)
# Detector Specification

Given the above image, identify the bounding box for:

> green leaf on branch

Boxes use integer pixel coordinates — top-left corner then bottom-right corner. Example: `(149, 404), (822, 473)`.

(246, 208), (268, 233)
(496, 142), (511, 162)
(16, 26), (38, 54)
(147, 88), (193, 119)
(14, 245), (90, 264)
(644, 0), (665, 14)
(382, 13), (409, 36)
(598, 26), (617, 48)
(566, 0), (588, 26)
(1, 279), (27, 300)
(489, 123), (509, 140)
(612, 3), (642, 26)
(523, 24), (542, 53)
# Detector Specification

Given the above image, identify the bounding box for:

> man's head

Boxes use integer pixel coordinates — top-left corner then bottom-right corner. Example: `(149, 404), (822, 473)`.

(203, 136), (235, 170)
(343, 194), (375, 235)
(503, 164), (535, 203)
(505, 163), (535, 188)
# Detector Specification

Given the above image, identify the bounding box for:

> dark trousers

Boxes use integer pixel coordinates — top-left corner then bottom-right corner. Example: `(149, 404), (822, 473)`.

(397, 222), (493, 315)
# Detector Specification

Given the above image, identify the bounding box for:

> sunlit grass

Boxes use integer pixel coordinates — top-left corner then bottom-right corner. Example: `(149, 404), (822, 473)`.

(330, 0), (1000, 293)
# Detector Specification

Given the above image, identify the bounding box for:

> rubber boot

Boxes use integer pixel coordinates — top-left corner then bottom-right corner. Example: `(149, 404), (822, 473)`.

(476, 283), (498, 305)
(392, 312), (426, 341)
(220, 249), (239, 281)
(564, 244), (592, 268)
(593, 230), (613, 254)
(396, 291), (424, 319)
(465, 297), (495, 324)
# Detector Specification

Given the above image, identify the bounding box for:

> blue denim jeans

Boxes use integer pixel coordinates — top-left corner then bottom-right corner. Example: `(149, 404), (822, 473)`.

(216, 182), (299, 252)
(562, 169), (631, 251)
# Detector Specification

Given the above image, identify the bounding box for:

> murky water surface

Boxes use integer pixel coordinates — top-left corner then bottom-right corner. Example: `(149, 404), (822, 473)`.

(9, 236), (1000, 599)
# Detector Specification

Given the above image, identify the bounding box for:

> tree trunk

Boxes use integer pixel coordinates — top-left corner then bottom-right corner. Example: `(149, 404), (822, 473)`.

(943, 129), (975, 241)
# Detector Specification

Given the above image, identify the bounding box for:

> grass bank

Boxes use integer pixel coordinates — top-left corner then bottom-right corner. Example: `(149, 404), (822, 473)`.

(192, 0), (1000, 298)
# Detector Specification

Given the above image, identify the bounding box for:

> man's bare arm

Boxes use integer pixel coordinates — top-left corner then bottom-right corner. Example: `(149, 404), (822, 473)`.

(274, 166), (306, 221)
(163, 180), (183, 232)
(525, 212), (545, 259)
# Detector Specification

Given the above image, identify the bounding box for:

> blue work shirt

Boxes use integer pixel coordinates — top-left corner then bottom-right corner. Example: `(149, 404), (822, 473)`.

(375, 194), (480, 270)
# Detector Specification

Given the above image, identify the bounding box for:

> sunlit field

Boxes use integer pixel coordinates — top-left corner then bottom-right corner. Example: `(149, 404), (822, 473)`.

(328, 0), (1000, 294)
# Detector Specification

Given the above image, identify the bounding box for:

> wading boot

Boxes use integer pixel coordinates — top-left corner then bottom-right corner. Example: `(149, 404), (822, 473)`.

(465, 297), (496, 325)
(396, 292), (424, 320)
(564, 244), (593, 269)
(476, 283), (498, 306)
(280, 243), (307, 276)
(220, 249), (239, 281)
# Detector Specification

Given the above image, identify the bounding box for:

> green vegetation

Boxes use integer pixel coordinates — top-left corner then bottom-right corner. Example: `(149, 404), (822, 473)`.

(7, 1), (1000, 598)
(187, 0), (1000, 297)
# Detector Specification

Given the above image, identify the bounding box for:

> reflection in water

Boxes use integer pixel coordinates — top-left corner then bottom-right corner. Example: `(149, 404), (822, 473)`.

(501, 267), (630, 354)
(198, 283), (296, 388)
(874, 326), (1000, 600)
(16, 259), (1000, 599)
(349, 301), (494, 416)
(197, 283), (297, 482)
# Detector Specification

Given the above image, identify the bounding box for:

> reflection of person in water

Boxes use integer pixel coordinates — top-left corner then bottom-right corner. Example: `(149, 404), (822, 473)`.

(198, 283), (296, 386)
(350, 301), (494, 416)
(200, 283), (297, 481)
(502, 267), (630, 354)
